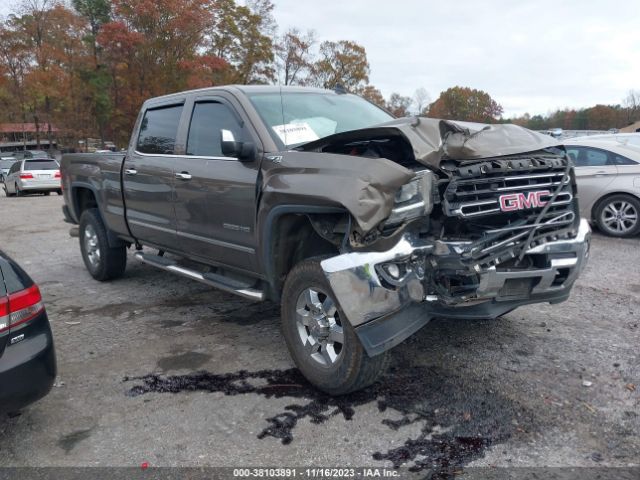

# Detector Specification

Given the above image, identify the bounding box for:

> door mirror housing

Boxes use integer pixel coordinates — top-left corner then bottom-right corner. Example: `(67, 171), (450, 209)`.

(221, 129), (255, 161)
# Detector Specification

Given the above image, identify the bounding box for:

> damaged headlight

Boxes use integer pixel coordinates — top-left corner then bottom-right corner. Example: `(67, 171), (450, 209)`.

(386, 170), (434, 226)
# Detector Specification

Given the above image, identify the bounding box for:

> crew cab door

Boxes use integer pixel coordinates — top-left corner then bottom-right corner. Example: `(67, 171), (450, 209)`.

(567, 146), (618, 211)
(172, 95), (259, 271)
(123, 103), (185, 248)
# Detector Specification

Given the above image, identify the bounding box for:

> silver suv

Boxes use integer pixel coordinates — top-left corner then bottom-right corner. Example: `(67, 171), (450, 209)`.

(3, 158), (62, 197)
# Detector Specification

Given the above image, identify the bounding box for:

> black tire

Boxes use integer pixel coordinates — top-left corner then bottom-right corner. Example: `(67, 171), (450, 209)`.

(281, 257), (389, 395)
(594, 194), (640, 238)
(79, 208), (127, 281)
(3, 184), (14, 197)
(56, 189), (62, 195)
(15, 183), (22, 197)
(44, 191), (50, 196)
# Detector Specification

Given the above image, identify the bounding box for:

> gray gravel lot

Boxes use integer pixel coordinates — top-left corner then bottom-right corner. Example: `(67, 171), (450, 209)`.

(0, 194), (638, 474)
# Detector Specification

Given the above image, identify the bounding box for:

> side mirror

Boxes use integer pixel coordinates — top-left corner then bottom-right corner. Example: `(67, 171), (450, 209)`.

(221, 129), (255, 161)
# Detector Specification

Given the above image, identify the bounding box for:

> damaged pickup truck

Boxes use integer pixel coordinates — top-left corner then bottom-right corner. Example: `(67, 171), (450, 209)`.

(60, 85), (591, 394)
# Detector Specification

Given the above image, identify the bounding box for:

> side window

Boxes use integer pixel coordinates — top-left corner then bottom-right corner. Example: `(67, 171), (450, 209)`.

(9, 162), (20, 174)
(136, 104), (183, 154)
(612, 154), (637, 165)
(186, 101), (242, 157)
(573, 147), (609, 167)
(566, 148), (580, 165)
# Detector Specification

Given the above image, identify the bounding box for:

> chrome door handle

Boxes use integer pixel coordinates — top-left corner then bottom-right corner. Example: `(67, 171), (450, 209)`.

(594, 171), (607, 177)
(124, 168), (137, 176)
(175, 172), (192, 180)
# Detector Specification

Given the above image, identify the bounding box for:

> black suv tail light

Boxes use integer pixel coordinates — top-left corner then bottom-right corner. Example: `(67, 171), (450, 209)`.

(0, 285), (44, 334)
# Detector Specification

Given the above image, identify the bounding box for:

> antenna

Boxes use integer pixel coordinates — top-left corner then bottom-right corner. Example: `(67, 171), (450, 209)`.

(279, 83), (287, 147)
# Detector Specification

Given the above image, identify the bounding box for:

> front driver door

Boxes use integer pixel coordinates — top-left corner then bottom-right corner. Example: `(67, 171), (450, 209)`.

(172, 95), (260, 272)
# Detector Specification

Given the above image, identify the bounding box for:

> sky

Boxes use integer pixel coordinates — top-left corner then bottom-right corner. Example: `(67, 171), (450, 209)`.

(1, 0), (638, 117)
(271, 0), (640, 117)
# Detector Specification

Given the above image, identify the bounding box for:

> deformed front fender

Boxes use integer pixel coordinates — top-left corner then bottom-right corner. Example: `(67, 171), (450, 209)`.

(258, 151), (414, 234)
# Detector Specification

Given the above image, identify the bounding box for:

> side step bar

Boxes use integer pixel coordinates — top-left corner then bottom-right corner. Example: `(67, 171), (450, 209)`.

(134, 252), (264, 302)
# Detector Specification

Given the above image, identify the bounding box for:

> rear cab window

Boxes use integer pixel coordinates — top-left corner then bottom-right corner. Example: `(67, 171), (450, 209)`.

(24, 160), (59, 171)
(136, 104), (184, 154)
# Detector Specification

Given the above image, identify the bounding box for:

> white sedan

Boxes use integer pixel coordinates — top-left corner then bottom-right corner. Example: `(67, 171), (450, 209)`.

(564, 136), (640, 237)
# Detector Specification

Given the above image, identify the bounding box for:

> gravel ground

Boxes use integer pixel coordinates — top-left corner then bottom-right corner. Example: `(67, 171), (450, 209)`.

(0, 194), (638, 476)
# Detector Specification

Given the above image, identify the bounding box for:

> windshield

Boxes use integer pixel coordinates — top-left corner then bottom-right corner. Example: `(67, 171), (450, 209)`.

(247, 92), (393, 148)
(24, 159), (58, 171)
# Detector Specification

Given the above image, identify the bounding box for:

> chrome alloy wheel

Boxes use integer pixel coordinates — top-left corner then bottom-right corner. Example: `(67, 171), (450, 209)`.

(295, 287), (344, 366)
(84, 224), (101, 268)
(601, 200), (638, 234)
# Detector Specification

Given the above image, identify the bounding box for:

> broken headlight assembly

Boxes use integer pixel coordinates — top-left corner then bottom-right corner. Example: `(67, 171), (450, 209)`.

(385, 170), (435, 226)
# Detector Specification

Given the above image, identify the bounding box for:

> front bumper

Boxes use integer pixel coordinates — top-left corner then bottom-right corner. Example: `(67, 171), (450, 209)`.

(322, 218), (591, 355)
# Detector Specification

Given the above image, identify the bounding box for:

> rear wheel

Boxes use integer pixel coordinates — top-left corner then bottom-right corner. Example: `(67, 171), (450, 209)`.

(15, 183), (22, 197)
(79, 208), (127, 281)
(44, 191), (50, 196)
(595, 194), (640, 237)
(56, 189), (62, 195)
(281, 257), (389, 395)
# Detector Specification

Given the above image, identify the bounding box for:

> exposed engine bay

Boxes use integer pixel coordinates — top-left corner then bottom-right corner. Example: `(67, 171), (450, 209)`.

(297, 119), (587, 329)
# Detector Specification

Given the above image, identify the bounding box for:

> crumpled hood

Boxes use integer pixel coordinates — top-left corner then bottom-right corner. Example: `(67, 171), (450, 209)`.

(301, 117), (562, 169)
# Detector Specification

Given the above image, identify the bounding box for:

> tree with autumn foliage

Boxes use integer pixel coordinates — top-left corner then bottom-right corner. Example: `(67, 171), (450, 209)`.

(275, 28), (316, 86)
(311, 40), (370, 90)
(427, 86), (503, 122)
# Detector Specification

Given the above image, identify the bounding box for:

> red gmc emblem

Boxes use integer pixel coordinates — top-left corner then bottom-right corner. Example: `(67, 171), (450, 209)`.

(499, 190), (550, 212)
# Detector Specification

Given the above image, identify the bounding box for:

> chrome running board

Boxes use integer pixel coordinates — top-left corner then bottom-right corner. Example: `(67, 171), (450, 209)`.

(134, 252), (264, 302)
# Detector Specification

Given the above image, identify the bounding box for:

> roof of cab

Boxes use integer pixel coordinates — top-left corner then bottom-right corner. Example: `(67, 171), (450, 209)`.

(143, 85), (342, 105)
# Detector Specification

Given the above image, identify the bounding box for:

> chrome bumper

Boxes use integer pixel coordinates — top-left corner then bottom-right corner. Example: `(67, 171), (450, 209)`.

(321, 218), (591, 327)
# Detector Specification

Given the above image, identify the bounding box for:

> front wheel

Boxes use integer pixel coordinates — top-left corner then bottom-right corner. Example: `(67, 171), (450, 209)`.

(595, 194), (640, 237)
(3, 183), (13, 197)
(281, 257), (389, 395)
(79, 208), (127, 281)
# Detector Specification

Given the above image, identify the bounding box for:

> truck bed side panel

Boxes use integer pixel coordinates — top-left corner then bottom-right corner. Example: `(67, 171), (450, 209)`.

(60, 153), (129, 237)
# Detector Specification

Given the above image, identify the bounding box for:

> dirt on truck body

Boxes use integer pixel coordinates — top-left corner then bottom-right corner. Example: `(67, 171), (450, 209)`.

(60, 85), (591, 394)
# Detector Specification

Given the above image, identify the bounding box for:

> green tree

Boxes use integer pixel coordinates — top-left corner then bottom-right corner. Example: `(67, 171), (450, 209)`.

(207, 0), (275, 84)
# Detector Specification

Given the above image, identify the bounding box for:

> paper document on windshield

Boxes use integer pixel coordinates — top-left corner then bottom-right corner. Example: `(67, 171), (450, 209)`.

(273, 122), (319, 145)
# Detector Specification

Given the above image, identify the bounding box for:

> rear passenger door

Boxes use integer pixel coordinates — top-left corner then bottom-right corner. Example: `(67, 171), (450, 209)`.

(172, 95), (260, 271)
(123, 103), (185, 249)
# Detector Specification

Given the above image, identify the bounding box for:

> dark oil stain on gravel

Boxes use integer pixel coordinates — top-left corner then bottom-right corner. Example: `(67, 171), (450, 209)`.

(126, 365), (528, 478)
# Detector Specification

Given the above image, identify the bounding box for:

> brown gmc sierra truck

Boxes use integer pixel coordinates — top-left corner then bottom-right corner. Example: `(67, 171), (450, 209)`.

(61, 85), (591, 394)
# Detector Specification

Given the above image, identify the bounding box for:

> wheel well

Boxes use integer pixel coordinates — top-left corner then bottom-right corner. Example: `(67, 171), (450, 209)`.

(73, 187), (98, 218)
(269, 214), (339, 300)
(591, 192), (640, 220)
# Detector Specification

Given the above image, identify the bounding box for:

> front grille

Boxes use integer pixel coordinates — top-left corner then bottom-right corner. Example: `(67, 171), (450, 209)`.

(441, 152), (579, 268)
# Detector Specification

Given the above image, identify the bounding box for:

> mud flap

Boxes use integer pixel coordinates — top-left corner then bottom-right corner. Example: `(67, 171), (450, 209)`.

(354, 303), (432, 357)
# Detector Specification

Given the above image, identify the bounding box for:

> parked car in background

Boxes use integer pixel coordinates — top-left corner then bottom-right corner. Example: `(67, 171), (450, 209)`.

(564, 138), (640, 237)
(0, 157), (17, 183)
(572, 133), (640, 148)
(10, 150), (52, 160)
(3, 158), (62, 197)
(0, 250), (57, 414)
